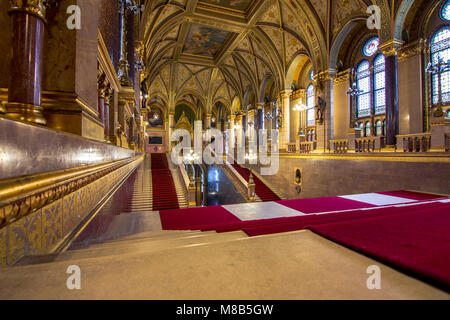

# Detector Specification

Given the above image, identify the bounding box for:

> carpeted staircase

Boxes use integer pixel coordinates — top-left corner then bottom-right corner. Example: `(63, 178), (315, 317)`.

(151, 153), (180, 210)
(231, 163), (282, 201)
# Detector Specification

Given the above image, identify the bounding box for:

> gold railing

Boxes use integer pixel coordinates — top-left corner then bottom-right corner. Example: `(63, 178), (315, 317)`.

(445, 132), (450, 152)
(355, 136), (385, 153)
(299, 141), (316, 153)
(287, 143), (296, 153)
(0, 156), (140, 229)
(396, 133), (431, 153)
(329, 139), (349, 153)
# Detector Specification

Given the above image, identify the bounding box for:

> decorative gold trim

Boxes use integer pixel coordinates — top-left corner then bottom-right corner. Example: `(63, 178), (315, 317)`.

(333, 69), (350, 84)
(0, 156), (140, 230)
(5, 102), (46, 125)
(279, 153), (450, 163)
(397, 39), (424, 62)
(8, 0), (53, 22)
(379, 39), (405, 57)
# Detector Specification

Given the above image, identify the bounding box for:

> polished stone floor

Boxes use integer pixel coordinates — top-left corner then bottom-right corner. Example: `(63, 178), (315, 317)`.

(206, 165), (246, 206)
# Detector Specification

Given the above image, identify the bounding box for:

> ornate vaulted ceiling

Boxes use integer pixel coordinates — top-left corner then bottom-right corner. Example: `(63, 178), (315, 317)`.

(140, 0), (415, 114)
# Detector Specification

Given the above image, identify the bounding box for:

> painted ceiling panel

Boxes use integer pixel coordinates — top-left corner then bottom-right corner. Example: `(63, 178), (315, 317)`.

(183, 24), (233, 57)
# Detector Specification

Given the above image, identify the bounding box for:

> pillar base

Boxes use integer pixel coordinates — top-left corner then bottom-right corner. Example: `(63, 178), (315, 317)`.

(6, 102), (46, 125)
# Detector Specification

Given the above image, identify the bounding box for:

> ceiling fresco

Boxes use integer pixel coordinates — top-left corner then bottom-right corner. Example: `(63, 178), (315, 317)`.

(142, 0), (413, 114)
(198, 0), (254, 13)
(183, 24), (232, 57)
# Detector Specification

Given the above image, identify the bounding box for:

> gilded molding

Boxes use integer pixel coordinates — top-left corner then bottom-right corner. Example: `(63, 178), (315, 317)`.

(8, 0), (54, 21)
(314, 70), (332, 82)
(379, 39), (405, 57)
(397, 40), (424, 62)
(333, 69), (350, 85)
(0, 156), (140, 230)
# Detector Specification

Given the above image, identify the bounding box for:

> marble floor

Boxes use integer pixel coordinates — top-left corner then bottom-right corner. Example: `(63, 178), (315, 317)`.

(0, 230), (448, 299)
(206, 165), (246, 206)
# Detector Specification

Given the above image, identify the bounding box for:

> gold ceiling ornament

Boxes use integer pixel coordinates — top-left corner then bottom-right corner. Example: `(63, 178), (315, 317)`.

(397, 39), (424, 62)
(379, 39), (404, 57)
(9, 0), (56, 22)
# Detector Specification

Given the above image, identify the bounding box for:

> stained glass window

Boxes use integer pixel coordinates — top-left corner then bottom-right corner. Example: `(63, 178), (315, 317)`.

(375, 120), (382, 136)
(431, 26), (450, 105)
(306, 84), (315, 126)
(365, 121), (371, 137)
(356, 60), (371, 118)
(373, 54), (386, 114)
(441, 1), (450, 21)
(363, 37), (379, 57)
(309, 71), (314, 81)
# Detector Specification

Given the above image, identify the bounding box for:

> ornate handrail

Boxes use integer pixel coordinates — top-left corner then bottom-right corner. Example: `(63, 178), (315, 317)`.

(329, 139), (349, 153)
(355, 136), (385, 152)
(299, 141), (315, 153)
(446, 132), (450, 152)
(396, 133), (431, 153)
(287, 143), (296, 153)
(0, 156), (141, 229)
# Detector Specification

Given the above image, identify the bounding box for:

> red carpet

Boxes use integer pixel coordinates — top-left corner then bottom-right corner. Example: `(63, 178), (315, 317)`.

(231, 163), (281, 201)
(151, 154), (179, 211)
(160, 206), (241, 230)
(308, 201), (450, 287)
(243, 201), (447, 236)
(277, 196), (377, 213)
(378, 190), (447, 201)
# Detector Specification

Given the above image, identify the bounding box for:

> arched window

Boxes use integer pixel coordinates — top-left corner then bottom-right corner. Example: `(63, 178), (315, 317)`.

(375, 120), (382, 136)
(356, 60), (371, 118)
(363, 37), (379, 57)
(306, 84), (315, 126)
(441, 0), (450, 21)
(430, 26), (450, 105)
(365, 121), (371, 137)
(309, 71), (314, 81)
(373, 54), (386, 114)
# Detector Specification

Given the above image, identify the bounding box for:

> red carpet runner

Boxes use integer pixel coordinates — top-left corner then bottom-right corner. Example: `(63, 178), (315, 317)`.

(308, 202), (450, 287)
(151, 153), (179, 210)
(231, 163), (281, 201)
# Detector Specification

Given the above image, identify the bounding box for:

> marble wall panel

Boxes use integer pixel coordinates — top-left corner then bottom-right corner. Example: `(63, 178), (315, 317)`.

(7, 209), (43, 265)
(248, 157), (450, 200)
(0, 156), (141, 266)
(42, 199), (63, 253)
(0, 117), (138, 180)
(0, 1), (12, 89)
(0, 223), (6, 267)
(43, 0), (77, 93)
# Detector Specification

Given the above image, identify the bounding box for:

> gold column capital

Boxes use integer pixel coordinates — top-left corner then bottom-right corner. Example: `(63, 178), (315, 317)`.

(333, 69), (350, 84)
(379, 39), (404, 57)
(9, 0), (54, 21)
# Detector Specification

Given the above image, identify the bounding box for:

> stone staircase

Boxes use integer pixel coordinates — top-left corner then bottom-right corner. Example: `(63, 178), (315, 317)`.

(17, 229), (249, 266)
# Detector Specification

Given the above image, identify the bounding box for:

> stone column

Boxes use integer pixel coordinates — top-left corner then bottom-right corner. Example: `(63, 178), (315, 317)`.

(104, 85), (112, 143)
(279, 90), (292, 150)
(118, 0), (137, 87)
(6, 0), (51, 125)
(128, 116), (135, 150)
(168, 112), (174, 152)
(315, 70), (334, 152)
(333, 70), (351, 139)
(228, 115), (235, 159)
(205, 114), (212, 129)
(380, 40), (403, 148)
(97, 74), (106, 123)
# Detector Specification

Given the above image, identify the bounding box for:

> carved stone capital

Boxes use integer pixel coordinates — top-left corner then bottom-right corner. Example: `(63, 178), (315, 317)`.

(9, 0), (55, 21)
(379, 39), (404, 57)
